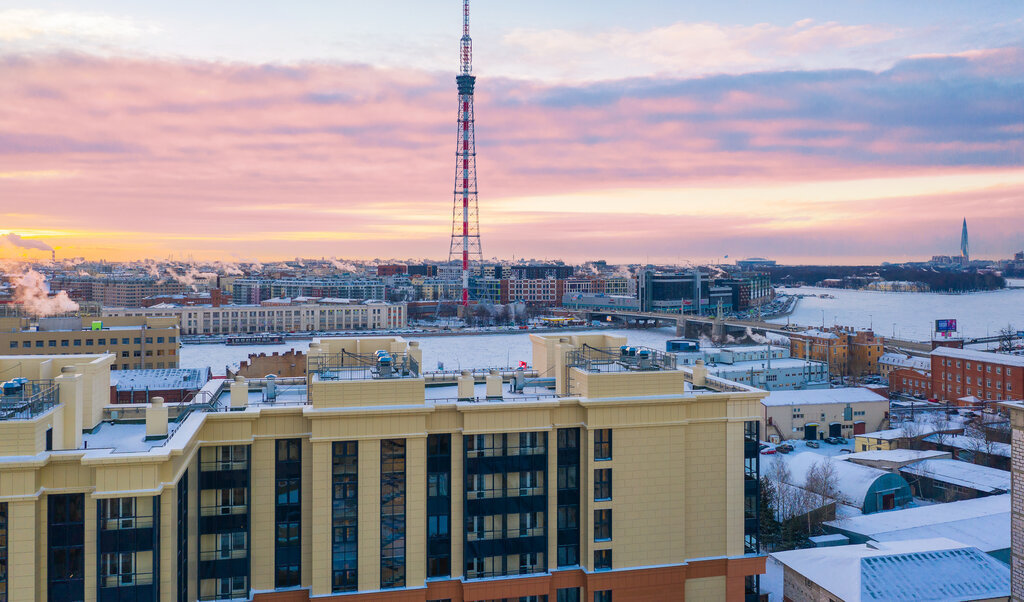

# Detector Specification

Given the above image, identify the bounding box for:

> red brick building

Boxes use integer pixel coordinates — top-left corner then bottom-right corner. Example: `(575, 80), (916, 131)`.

(890, 367), (933, 398)
(931, 347), (1024, 403)
(500, 278), (564, 306)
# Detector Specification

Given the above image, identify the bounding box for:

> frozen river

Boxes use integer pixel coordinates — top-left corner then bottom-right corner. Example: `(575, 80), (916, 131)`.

(769, 286), (1024, 341)
(180, 327), (684, 375)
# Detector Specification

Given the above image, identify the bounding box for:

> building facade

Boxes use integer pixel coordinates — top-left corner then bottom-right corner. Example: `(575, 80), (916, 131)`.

(0, 316), (179, 370)
(760, 388), (889, 443)
(932, 347), (1024, 403)
(231, 278), (386, 305)
(0, 334), (766, 601)
(103, 300), (406, 336)
(1001, 400), (1024, 601)
(789, 327), (884, 377)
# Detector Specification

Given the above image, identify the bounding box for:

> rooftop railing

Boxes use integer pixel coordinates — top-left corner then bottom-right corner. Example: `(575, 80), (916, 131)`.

(310, 350), (420, 381)
(565, 344), (678, 373)
(0, 379), (60, 420)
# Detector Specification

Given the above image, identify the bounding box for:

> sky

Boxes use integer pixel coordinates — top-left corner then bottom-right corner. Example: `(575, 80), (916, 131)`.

(0, 1), (1022, 264)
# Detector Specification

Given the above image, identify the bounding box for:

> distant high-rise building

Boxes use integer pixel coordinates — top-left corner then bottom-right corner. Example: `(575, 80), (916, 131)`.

(961, 218), (970, 263)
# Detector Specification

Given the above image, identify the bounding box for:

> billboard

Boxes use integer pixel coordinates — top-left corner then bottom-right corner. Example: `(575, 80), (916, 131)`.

(935, 319), (957, 333)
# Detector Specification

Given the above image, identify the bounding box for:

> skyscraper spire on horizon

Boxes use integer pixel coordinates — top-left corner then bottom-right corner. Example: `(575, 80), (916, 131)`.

(960, 217), (969, 263)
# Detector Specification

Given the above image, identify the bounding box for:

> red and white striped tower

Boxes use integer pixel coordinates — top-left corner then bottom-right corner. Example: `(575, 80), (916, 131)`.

(447, 0), (482, 307)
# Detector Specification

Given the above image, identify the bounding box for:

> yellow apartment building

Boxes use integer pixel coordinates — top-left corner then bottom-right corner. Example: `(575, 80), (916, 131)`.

(0, 334), (765, 602)
(790, 327), (883, 378)
(0, 316), (180, 370)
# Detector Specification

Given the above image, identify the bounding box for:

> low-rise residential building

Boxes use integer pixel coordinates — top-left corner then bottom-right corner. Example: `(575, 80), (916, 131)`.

(0, 315), (179, 370)
(890, 366), (934, 398)
(760, 387), (889, 443)
(932, 346), (1024, 403)
(701, 346), (829, 391)
(104, 298), (406, 335)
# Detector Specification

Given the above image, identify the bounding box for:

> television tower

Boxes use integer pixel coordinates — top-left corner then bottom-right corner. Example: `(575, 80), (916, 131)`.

(960, 218), (970, 263)
(447, 0), (482, 306)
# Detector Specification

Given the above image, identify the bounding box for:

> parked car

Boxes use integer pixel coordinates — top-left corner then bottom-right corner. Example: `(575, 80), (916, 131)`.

(824, 437), (839, 444)
(776, 444), (794, 454)
(760, 448), (776, 455)
(758, 443), (770, 451)
(834, 437), (848, 444)
(806, 440), (820, 448)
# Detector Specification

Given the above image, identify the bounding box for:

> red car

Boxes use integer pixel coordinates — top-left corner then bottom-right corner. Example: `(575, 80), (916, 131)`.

(760, 448), (776, 455)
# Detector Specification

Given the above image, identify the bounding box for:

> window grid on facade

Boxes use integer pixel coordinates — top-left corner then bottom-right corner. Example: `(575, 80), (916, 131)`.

(332, 441), (358, 593)
(556, 428), (580, 568)
(427, 434), (452, 578)
(97, 495), (158, 598)
(48, 493), (85, 602)
(594, 468), (612, 501)
(594, 509), (612, 541)
(594, 548), (612, 571)
(275, 439), (301, 589)
(464, 432), (547, 579)
(381, 439), (406, 589)
(594, 429), (612, 461)
(198, 445), (250, 601)
(0, 502), (7, 602)
(177, 470), (189, 602)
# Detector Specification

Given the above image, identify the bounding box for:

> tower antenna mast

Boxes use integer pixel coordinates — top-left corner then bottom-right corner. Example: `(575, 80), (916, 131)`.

(448, 0), (483, 307)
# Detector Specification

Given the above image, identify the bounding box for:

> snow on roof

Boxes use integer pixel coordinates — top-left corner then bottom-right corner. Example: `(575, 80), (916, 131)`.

(922, 434), (1011, 457)
(771, 538), (997, 602)
(762, 387), (887, 407)
(879, 353), (931, 371)
(798, 329), (839, 339)
(824, 494), (1010, 553)
(779, 452), (895, 509)
(931, 346), (1024, 367)
(858, 428), (909, 440)
(900, 459), (1010, 493)
(859, 545), (1010, 601)
(112, 368), (207, 392)
(839, 449), (948, 464)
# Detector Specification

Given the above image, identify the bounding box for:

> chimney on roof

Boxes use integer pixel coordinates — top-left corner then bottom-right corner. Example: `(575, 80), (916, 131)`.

(145, 396), (168, 440)
(693, 359), (707, 387)
(230, 376), (248, 409)
(486, 369), (502, 399)
(458, 370), (475, 400)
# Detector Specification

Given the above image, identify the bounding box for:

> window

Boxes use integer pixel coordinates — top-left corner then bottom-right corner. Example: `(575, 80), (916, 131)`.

(8, 341), (16, 349)
(380, 439), (406, 589)
(594, 429), (612, 461)
(594, 549), (612, 570)
(61, 339), (69, 347)
(594, 592), (612, 602)
(594, 509), (612, 541)
(594, 469), (612, 500)
(100, 551), (135, 587)
(48, 340), (56, 347)
(557, 588), (581, 602)
(99, 497), (137, 530)
(332, 441), (358, 592)
(34, 340), (43, 348)
(73, 339), (81, 347)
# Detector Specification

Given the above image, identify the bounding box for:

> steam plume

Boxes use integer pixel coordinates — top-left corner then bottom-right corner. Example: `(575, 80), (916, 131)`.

(3, 233), (54, 252)
(13, 270), (79, 317)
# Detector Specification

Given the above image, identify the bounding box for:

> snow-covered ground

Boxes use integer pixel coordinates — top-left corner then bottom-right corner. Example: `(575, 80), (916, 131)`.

(769, 285), (1024, 340)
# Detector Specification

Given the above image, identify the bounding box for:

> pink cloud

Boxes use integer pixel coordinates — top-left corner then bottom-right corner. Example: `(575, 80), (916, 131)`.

(0, 52), (1021, 263)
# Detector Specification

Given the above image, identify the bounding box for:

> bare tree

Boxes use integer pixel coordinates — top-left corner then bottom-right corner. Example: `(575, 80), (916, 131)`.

(805, 458), (845, 509)
(997, 324), (1017, 353)
(899, 417), (924, 449)
(927, 412), (952, 447)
